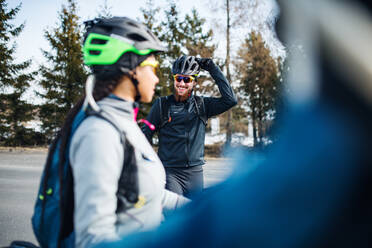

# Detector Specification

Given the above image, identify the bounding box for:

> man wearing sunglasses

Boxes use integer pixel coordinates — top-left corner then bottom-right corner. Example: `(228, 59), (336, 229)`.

(142, 55), (237, 197)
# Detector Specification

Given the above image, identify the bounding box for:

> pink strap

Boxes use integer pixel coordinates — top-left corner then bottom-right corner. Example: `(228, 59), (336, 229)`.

(133, 107), (139, 121)
(134, 107), (155, 130)
(139, 119), (155, 131)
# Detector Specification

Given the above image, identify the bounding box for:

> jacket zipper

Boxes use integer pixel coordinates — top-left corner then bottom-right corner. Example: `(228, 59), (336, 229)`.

(185, 103), (190, 167)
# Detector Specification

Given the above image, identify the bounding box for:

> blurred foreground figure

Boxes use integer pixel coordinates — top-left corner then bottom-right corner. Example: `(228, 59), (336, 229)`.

(98, 0), (372, 247)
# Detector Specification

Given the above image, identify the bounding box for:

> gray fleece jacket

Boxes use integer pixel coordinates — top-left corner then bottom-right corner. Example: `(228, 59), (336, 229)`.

(69, 96), (189, 248)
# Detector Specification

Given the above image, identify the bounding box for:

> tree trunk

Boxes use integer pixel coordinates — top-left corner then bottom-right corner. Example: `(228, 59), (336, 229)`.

(251, 109), (257, 147)
(252, 119), (257, 147)
(257, 120), (262, 144)
(225, 0), (233, 146)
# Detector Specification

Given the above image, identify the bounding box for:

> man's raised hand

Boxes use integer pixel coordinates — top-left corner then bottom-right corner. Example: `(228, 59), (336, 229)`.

(196, 58), (214, 71)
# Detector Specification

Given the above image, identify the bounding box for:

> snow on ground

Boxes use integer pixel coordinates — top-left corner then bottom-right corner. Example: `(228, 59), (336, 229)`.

(205, 132), (254, 147)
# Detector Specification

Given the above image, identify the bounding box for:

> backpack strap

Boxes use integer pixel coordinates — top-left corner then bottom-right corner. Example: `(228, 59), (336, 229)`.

(194, 95), (207, 126)
(86, 109), (139, 210)
(159, 96), (171, 129)
(59, 162), (74, 244)
(87, 109), (126, 142)
(158, 95), (207, 129)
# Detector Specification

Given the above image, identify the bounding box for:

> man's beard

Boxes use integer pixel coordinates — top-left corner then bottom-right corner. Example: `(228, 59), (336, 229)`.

(174, 87), (193, 102)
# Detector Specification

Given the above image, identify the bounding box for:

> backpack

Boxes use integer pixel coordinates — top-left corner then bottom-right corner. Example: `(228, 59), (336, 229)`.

(32, 108), (139, 248)
(159, 95), (207, 129)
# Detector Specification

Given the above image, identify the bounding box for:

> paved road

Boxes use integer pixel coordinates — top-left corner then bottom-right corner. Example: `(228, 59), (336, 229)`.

(0, 151), (233, 246)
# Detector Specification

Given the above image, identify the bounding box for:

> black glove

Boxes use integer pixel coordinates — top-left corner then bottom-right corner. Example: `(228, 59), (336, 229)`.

(196, 58), (214, 71)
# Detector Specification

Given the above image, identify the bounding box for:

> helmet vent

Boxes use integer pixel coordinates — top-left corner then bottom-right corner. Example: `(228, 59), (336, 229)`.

(127, 33), (147, 42)
(89, 50), (101, 55)
(91, 38), (108, 45)
(127, 21), (139, 28)
(147, 30), (156, 39)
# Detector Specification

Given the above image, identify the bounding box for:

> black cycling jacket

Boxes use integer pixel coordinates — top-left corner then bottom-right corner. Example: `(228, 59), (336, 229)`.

(142, 63), (237, 167)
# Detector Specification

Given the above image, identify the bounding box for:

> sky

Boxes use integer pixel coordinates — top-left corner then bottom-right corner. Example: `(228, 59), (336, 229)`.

(7, 0), (284, 103)
(8, 0), (214, 103)
(9, 0), (207, 67)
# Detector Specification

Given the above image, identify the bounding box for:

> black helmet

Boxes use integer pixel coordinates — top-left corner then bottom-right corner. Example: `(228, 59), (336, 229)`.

(172, 55), (200, 76)
(83, 16), (166, 76)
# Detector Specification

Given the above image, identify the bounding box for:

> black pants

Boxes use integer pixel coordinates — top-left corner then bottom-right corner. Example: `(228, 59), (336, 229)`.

(165, 165), (203, 198)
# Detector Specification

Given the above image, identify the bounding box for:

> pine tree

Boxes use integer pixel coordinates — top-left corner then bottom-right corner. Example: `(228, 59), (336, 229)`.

(236, 31), (280, 147)
(140, 0), (216, 113)
(140, 0), (171, 100)
(0, 0), (37, 146)
(38, 0), (87, 141)
(157, 1), (184, 97)
(209, 0), (252, 146)
(183, 8), (217, 96)
(138, 0), (165, 119)
(96, 0), (113, 18)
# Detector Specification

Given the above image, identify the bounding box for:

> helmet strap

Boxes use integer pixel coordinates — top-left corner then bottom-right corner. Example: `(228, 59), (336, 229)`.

(129, 71), (141, 102)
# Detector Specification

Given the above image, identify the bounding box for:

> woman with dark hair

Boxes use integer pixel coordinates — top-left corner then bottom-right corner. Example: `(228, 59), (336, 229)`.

(32, 17), (189, 248)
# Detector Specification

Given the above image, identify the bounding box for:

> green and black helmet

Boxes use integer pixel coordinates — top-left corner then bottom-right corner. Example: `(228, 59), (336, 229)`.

(83, 16), (166, 76)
